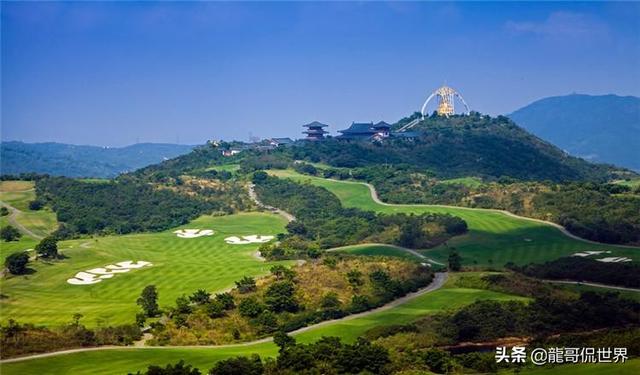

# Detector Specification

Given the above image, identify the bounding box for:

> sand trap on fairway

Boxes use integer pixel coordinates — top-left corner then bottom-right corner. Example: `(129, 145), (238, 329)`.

(572, 250), (611, 257)
(596, 257), (632, 263)
(174, 229), (214, 238)
(67, 260), (152, 285)
(225, 235), (275, 245)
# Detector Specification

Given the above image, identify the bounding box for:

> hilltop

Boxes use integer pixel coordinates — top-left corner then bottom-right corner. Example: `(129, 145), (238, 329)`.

(509, 94), (640, 171)
(269, 113), (624, 182)
(0, 141), (195, 178)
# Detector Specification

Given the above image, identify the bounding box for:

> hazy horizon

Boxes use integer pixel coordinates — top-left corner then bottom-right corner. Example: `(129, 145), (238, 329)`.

(2, 1), (639, 146)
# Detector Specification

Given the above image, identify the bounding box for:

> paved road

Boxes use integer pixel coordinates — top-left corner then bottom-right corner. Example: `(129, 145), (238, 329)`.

(327, 243), (445, 266)
(247, 183), (295, 222)
(0, 272), (448, 363)
(0, 201), (43, 240)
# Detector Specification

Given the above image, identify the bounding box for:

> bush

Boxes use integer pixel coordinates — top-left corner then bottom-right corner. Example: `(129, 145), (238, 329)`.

(238, 297), (265, 318)
(0, 225), (21, 242)
(208, 354), (263, 375)
(5, 252), (29, 275)
(35, 236), (58, 258)
(235, 276), (257, 293)
(28, 200), (44, 211)
(264, 281), (298, 313)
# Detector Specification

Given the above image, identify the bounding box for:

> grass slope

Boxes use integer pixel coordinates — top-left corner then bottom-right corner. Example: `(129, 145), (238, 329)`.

(268, 170), (639, 267)
(1, 213), (291, 326)
(0, 181), (57, 258)
(0, 274), (526, 374)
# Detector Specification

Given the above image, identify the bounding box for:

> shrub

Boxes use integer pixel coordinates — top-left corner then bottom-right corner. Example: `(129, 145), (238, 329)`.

(0, 225), (21, 242)
(5, 252), (29, 275)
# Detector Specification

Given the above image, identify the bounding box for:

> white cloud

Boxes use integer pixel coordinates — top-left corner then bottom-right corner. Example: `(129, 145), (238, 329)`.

(505, 11), (609, 39)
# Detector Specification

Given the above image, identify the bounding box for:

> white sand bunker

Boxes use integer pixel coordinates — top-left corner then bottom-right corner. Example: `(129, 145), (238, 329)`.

(67, 261), (152, 285)
(572, 250), (611, 257)
(174, 229), (214, 238)
(225, 235), (275, 245)
(596, 257), (632, 263)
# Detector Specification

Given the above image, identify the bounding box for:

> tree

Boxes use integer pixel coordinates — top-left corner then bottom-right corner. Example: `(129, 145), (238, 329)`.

(256, 311), (279, 333)
(205, 301), (225, 318)
(238, 297), (265, 318)
(235, 276), (257, 293)
(28, 200), (44, 211)
(448, 249), (462, 271)
(273, 331), (296, 351)
(4, 251), (29, 275)
(269, 265), (295, 281)
(320, 292), (341, 310)
(137, 285), (159, 317)
(0, 225), (21, 242)
(285, 220), (307, 235)
(264, 281), (298, 313)
(215, 292), (235, 310)
(174, 295), (192, 314)
(138, 360), (201, 375)
(208, 354), (263, 375)
(0, 207), (9, 216)
(189, 289), (211, 305)
(346, 269), (363, 289)
(35, 236), (58, 258)
(251, 171), (268, 183)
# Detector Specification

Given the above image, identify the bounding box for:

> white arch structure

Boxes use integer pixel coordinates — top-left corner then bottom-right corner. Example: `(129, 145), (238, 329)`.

(420, 86), (470, 118)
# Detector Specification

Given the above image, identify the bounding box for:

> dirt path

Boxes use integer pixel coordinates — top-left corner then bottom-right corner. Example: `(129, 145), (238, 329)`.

(247, 183), (295, 222)
(540, 279), (640, 293)
(0, 201), (43, 240)
(0, 273), (448, 364)
(337, 179), (638, 250)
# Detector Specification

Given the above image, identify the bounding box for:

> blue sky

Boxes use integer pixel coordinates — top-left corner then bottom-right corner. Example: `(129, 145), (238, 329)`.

(2, 1), (639, 146)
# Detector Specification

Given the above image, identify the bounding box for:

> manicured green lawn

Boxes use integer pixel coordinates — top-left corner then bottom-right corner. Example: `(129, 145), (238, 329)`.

(269, 170), (639, 267)
(1, 212), (291, 326)
(204, 164), (240, 172)
(0, 274), (528, 375)
(0, 181), (57, 257)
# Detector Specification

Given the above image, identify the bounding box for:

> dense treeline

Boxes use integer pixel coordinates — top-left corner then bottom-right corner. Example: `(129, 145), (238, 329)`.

(510, 257), (640, 288)
(0, 319), (141, 359)
(134, 335), (390, 375)
(35, 177), (220, 237)
(148, 256), (433, 345)
(253, 173), (466, 252)
(532, 183), (640, 244)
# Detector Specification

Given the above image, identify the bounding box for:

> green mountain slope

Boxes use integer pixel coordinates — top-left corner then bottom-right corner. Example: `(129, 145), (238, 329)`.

(0, 141), (195, 178)
(272, 113), (621, 182)
(509, 94), (640, 171)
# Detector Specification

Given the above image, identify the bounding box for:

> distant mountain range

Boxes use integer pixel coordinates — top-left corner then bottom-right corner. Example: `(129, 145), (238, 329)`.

(1, 142), (196, 178)
(509, 94), (640, 171)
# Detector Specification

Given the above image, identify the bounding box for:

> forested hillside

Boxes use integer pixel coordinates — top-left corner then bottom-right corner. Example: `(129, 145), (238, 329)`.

(510, 94), (640, 171)
(266, 113), (621, 182)
(1, 141), (195, 178)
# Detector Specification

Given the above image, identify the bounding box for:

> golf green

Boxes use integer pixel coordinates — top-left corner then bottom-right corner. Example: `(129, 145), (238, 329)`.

(1, 212), (291, 326)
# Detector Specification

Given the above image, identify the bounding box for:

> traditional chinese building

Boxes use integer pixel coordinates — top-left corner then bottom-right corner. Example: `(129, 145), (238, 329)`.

(338, 121), (421, 141)
(302, 121), (329, 141)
